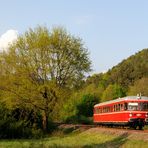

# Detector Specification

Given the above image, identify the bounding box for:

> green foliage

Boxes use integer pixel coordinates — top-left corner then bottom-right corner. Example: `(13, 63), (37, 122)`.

(101, 84), (126, 102)
(0, 102), (45, 139)
(86, 73), (109, 89)
(82, 83), (104, 99)
(65, 115), (92, 124)
(60, 92), (79, 123)
(128, 77), (148, 96)
(49, 88), (72, 122)
(0, 26), (91, 131)
(84, 49), (148, 103)
(77, 94), (98, 117)
(92, 49), (148, 102)
(86, 73), (104, 87)
(108, 49), (148, 87)
(61, 92), (98, 124)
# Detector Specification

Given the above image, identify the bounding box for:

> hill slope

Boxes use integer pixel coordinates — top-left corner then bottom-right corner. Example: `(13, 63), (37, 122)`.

(107, 48), (148, 87)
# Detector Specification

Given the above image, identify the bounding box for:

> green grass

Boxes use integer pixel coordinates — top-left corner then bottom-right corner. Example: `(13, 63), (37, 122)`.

(0, 129), (148, 148)
(144, 125), (148, 130)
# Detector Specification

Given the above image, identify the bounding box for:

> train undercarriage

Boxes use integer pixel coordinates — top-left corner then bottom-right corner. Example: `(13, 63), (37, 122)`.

(94, 118), (146, 130)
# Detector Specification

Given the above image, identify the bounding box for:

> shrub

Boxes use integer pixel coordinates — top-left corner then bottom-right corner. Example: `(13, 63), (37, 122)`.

(62, 93), (98, 124)
(77, 94), (98, 117)
(0, 103), (45, 139)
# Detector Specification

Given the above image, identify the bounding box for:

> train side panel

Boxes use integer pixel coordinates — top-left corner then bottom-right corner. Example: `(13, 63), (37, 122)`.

(94, 112), (128, 124)
(94, 111), (146, 125)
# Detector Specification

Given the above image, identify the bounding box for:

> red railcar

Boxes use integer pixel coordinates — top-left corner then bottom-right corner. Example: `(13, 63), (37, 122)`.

(93, 96), (148, 129)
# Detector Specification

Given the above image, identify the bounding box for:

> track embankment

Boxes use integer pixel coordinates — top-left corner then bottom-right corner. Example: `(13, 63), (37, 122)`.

(58, 124), (148, 141)
(87, 127), (148, 142)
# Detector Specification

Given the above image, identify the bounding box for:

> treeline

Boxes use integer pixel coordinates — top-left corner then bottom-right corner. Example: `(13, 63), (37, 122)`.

(0, 26), (148, 138)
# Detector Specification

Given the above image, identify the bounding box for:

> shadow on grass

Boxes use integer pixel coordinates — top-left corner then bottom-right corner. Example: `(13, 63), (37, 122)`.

(84, 132), (128, 148)
(0, 132), (129, 148)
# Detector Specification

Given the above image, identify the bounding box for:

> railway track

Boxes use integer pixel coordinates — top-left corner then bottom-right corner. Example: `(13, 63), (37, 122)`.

(57, 123), (148, 134)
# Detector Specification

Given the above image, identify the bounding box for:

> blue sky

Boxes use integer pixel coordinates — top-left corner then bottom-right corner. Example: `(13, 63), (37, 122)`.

(0, 0), (148, 73)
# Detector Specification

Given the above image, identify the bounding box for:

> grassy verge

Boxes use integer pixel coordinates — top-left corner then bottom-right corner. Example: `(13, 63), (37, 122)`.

(144, 125), (148, 130)
(0, 129), (148, 148)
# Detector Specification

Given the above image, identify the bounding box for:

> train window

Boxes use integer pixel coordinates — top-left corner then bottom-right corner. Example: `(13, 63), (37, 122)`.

(124, 103), (128, 110)
(102, 106), (111, 113)
(101, 108), (102, 113)
(117, 104), (119, 111)
(128, 102), (138, 111)
(120, 104), (124, 110)
(111, 106), (113, 112)
(99, 108), (101, 113)
(139, 102), (148, 111)
(114, 105), (116, 112)
(115, 105), (117, 111)
(114, 104), (118, 112)
(115, 104), (117, 111)
(101, 108), (103, 113)
(144, 103), (148, 111)
(106, 107), (108, 112)
(108, 106), (110, 112)
(116, 104), (118, 111)
(96, 108), (99, 114)
(118, 104), (120, 111)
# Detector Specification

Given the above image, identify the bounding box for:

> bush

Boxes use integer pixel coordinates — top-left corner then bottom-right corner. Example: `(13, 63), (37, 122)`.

(77, 94), (98, 117)
(62, 93), (98, 124)
(0, 103), (45, 139)
(65, 115), (93, 124)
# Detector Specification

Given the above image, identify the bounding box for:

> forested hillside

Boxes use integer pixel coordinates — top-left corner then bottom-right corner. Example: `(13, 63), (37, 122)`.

(107, 48), (148, 87)
(85, 48), (148, 102)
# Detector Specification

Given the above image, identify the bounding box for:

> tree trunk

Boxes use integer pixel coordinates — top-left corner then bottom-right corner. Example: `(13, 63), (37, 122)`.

(42, 87), (49, 132)
(42, 110), (49, 132)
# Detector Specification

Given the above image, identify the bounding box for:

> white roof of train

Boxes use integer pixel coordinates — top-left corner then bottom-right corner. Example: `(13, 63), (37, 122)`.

(94, 96), (148, 107)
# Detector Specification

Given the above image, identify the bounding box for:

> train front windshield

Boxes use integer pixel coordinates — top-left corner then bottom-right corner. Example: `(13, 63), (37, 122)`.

(128, 102), (138, 111)
(125, 102), (148, 111)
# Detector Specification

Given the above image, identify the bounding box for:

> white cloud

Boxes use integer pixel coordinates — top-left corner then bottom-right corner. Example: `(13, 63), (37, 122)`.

(0, 30), (18, 51)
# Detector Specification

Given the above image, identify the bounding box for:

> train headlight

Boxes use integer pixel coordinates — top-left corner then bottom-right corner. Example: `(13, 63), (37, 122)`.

(129, 113), (132, 117)
(145, 113), (148, 117)
(136, 114), (141, 117)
